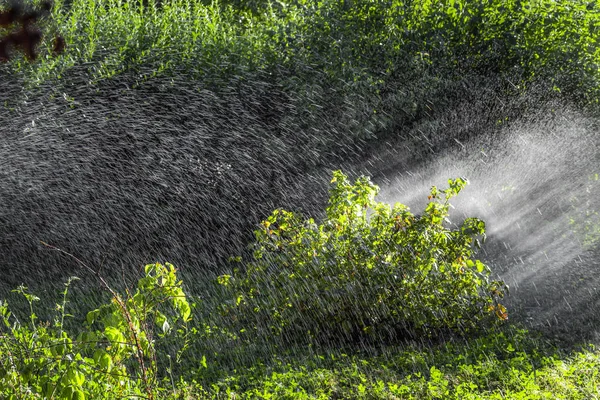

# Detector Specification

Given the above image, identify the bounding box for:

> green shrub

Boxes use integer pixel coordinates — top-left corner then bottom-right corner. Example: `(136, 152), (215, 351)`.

(0, 263), (193, 399)
(219, 171), (508, 344)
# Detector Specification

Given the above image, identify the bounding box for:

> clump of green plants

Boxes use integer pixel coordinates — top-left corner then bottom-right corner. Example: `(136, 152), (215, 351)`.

(0, 262), (193, 399)
(219, 171), (508, 345)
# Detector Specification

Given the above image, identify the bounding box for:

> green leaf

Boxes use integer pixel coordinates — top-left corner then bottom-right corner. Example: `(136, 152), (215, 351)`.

(179, 301), (192, 322)
(217, 274), (232, 286)
(104, 326), (124, 345)
(155, 310), (167, 329)
(66, 367), (85, 387)
(475, 260), (485, 273)
(145, 263), (157, 275)
(61, 386), (75, 400)
(86, 310), (98, 325)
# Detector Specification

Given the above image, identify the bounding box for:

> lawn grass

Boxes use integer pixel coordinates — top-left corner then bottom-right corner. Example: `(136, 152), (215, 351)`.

(164, 324), (600, 399)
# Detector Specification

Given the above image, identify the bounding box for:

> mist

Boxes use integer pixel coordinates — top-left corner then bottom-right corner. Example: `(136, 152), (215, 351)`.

(376, 105), (600, 346)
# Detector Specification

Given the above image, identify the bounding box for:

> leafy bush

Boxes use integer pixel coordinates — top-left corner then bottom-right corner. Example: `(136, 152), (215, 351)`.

(0, 263), (192, 399)
(219, 171), (508, 344)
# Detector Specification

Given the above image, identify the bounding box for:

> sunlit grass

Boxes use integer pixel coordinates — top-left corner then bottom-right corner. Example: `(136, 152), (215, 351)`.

(188, 331), (600, 399)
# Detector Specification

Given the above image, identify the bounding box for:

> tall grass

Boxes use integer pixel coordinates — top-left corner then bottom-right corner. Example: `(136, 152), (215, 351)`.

(14, 0), (284, 85)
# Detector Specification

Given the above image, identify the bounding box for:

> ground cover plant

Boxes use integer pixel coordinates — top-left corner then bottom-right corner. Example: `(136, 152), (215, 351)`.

(2, 288), (600, 399)
(191, 328), (600, 399)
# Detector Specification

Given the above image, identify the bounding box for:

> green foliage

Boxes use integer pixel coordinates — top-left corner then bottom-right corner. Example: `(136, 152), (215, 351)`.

(191, 326), (600, 399)
(220, 171), (508, 344)
(9, 0), (600, 105)
(0, 249), (598, 399)
(0, 263), (193, 399)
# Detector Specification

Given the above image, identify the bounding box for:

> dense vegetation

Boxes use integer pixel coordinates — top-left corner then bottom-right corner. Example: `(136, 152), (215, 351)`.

(1, 0), (600, 398)
(4, 274), (600, 400)
(1, 172), (599, 398)
(5, 0), (599, 103)
(0, 263), (193, 399)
